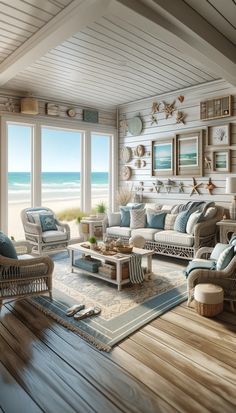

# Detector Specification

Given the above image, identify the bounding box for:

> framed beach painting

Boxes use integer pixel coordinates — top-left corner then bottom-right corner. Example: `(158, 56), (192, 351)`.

(175, 131), (203, 176)
(151, 138), (175, 176)
(212, 149), (231, 172)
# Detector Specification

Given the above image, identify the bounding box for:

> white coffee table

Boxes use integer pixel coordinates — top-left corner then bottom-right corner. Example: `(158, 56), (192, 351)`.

(68, 243), (154, 291)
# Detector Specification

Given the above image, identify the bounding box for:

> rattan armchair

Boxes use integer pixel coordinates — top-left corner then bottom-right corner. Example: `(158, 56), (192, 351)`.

(187, 246), (236, 311)
(0, 241), (53, 310)
(21, 207), (70, 254)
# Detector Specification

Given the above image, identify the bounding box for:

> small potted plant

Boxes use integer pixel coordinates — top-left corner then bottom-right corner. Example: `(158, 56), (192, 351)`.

(88, 236), (97, 250)
(96, 202), (107, 219)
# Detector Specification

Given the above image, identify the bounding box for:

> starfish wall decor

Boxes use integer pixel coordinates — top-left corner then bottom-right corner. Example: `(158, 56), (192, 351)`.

(190, 177), (202, 196)
(206, 178), (216, 195)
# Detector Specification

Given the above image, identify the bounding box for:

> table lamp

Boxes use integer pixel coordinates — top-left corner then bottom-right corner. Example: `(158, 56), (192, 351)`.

(226, 176), (236, 220)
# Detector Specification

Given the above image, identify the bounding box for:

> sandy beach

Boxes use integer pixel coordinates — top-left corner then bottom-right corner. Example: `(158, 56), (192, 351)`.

(8, 193), (109, 240)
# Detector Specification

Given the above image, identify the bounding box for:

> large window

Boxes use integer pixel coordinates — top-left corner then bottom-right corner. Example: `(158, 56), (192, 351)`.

(7, 123), (33, 239)
(41, 127), (81, 238)
(91, 134), (110, 211)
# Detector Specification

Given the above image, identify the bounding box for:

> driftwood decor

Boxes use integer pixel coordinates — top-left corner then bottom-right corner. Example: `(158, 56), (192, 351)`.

(150, 96), (186, 125)
(200, 95), (232, 120)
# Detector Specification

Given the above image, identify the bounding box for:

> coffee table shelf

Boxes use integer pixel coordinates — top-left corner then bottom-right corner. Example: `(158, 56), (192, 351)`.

(67, 243), (154, 291)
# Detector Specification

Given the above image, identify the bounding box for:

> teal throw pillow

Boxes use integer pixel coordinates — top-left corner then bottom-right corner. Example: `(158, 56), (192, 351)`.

(210, 243), (229, 260)
(120, 204), (144, 227)
(216, 245), (234, 271)
(0, 231), (18, 259)
(40, 214), (57, 232)
(174, 210), (190, 233)
(146, 211), (166, 229)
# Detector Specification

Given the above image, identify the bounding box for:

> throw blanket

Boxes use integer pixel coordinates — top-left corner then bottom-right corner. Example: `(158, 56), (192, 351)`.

(129, 254), (144, 284)
(172, 201), (215, 214)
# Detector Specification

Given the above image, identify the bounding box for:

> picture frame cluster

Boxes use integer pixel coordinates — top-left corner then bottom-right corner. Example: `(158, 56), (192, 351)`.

(206, 123), (231, 173)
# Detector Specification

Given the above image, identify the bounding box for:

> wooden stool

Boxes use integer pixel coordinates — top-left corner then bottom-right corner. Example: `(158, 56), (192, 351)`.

(194, 284), (224, 317)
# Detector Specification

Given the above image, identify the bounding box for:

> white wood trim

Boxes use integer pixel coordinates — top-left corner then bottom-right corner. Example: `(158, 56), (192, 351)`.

(32, 122), (41, 207)
(0, 119), (8, 233)
(82, 130), (91, 212)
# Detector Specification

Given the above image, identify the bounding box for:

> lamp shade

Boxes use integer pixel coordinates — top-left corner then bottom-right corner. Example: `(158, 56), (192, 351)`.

(20, 97), (39, 115)
(226, 177), (236, 194)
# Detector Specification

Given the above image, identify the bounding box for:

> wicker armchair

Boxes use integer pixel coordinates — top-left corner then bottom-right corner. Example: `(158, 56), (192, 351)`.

(187, 246), (236, 311)
(21, 207), (70, 254)
(0, 241), (53, 310)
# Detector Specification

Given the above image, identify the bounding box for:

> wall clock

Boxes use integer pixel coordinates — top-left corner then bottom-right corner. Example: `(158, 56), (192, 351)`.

(127, 116), (143, 135)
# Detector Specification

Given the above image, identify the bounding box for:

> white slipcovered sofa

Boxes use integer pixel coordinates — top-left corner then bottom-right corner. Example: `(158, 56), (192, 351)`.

(106, 202), (224, 259)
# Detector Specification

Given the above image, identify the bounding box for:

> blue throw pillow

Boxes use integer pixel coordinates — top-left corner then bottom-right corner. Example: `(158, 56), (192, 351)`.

(146, 211), (166, 229)
(0, 231), (17, 259)
(174, 210), (190, 233)
(216, 245), (234, 270)
(39, 214), (57, 232)
(120, 204), (144, 227)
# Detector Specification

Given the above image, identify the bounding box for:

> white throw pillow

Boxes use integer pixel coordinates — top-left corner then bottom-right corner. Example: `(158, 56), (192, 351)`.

(161, 205), (173, 212)
(130, 208), (146, 229)
(164, 214), (178, 230)
(108, 212), (121, 227)
(186, 211), (202, 235)
(216, 245), (234, 270)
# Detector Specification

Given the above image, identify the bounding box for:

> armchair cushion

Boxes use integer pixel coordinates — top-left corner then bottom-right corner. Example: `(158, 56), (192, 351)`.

(42, 230), (68, 243)
(40, 214), (57, 232)
(185, 259), (216, 278)
(0, 232), (18, 259)
(210, 243), (229, 260)
(216, 245), (235, 271)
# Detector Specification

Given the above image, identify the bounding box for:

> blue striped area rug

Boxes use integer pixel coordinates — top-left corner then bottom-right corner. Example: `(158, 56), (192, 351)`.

(30, 253), (187, 352)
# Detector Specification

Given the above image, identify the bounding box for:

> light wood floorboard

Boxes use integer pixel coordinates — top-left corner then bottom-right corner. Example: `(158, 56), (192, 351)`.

(0, 299), (236, 412)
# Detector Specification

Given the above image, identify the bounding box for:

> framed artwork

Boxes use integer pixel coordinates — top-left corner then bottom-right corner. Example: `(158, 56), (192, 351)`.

(175, 131), (203, 176)
(213, 150), (231, 172)
(207, 124), (230, 146)
(151, 138), (175, 176)
(200, 95), (232, 120)
(83, 109), (98, 123)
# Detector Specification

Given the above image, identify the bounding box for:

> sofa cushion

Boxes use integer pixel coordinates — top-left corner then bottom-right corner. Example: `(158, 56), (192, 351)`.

(146, 210), (166, 229)
(42, 230), (68, 243)
(130, 208), (146, 229)
(120, 204), (144, 227)
(216, 245), (234, 270)
(106, 226), (132, 238)
(186, 211), (202, 235)
(131, 228), (161, 241)
(154, 230), (194, 247)
(174, 210), (190, 233)
(108, 212), (121, 227)
(0, 231), (18, 259)
(164, 214), (178, 230)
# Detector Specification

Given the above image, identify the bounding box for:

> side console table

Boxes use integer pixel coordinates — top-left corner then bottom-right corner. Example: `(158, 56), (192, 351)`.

(216, 220), (236, 243)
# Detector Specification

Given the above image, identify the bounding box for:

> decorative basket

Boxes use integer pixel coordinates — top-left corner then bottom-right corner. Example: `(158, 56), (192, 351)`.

(116, 246), (133, 254)
(195, 301), (223, 317)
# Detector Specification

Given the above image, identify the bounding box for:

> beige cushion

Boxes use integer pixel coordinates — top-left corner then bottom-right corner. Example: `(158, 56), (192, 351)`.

(194, 284), (224, 304)
(131, 228), (160, 241)
(203, 207), (217, 220)
(154, 230), (194, 247)
(42, 230), (68, 243)
(161, 205), (173, 212)
(164, 214), (178, 230)
(130, 208), (146, 229)
(186, 211), (202, 235)
(106, 226), (132, 237)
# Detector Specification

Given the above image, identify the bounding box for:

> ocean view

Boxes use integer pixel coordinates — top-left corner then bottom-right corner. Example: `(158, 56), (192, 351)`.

(8, 172), (109, 203)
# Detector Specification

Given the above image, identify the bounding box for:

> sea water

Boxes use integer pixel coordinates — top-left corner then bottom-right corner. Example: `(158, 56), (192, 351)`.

(8, 172), (108, 203)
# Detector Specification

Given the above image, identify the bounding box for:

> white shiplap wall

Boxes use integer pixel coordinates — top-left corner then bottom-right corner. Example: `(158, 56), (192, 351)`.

(118, 79), (236, 210)
(0, 92), (116, 127)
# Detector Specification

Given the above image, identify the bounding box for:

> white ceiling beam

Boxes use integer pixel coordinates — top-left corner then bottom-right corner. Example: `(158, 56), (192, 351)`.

(0, 0), (112, 86)
(111, 0), (236, 86)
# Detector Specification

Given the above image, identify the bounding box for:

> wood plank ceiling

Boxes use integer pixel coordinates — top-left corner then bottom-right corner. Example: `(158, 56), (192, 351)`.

(1, 0), (235, 108)
(0, 0), (73, 64)
(4, 13), (217, 108)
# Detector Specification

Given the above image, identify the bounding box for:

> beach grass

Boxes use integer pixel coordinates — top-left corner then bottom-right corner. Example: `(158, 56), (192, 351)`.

(56, 208), (96, 222)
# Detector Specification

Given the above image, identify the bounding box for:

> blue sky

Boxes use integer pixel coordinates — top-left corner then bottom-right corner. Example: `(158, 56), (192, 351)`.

(8, 125), (109, 172)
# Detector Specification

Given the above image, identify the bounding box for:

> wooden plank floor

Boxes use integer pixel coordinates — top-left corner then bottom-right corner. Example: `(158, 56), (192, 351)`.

(0, 300), (236, 413)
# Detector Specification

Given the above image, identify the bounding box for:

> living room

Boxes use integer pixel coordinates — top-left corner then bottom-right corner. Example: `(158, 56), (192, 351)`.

(0, 1), (236, 412)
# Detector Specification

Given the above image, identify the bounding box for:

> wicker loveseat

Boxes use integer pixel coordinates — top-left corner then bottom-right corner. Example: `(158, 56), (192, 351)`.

(106, 202), (224, 259)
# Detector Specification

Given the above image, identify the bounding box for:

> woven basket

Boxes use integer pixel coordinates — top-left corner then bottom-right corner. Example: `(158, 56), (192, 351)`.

(116, 246), (133, 254)
(195, 300), (223, 317)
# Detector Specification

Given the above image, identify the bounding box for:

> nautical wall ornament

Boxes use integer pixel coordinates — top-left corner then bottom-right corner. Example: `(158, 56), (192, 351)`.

(190, 177), (202, 196)
(165, 179), (175, 193)
(206, 178), (216, 195)
(127, 116), (143, 135)
(121, 146), (132, 163)
(122, 166), (132, 181)
(176, 111), (185, 124)
(134, 144), (145, 157)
